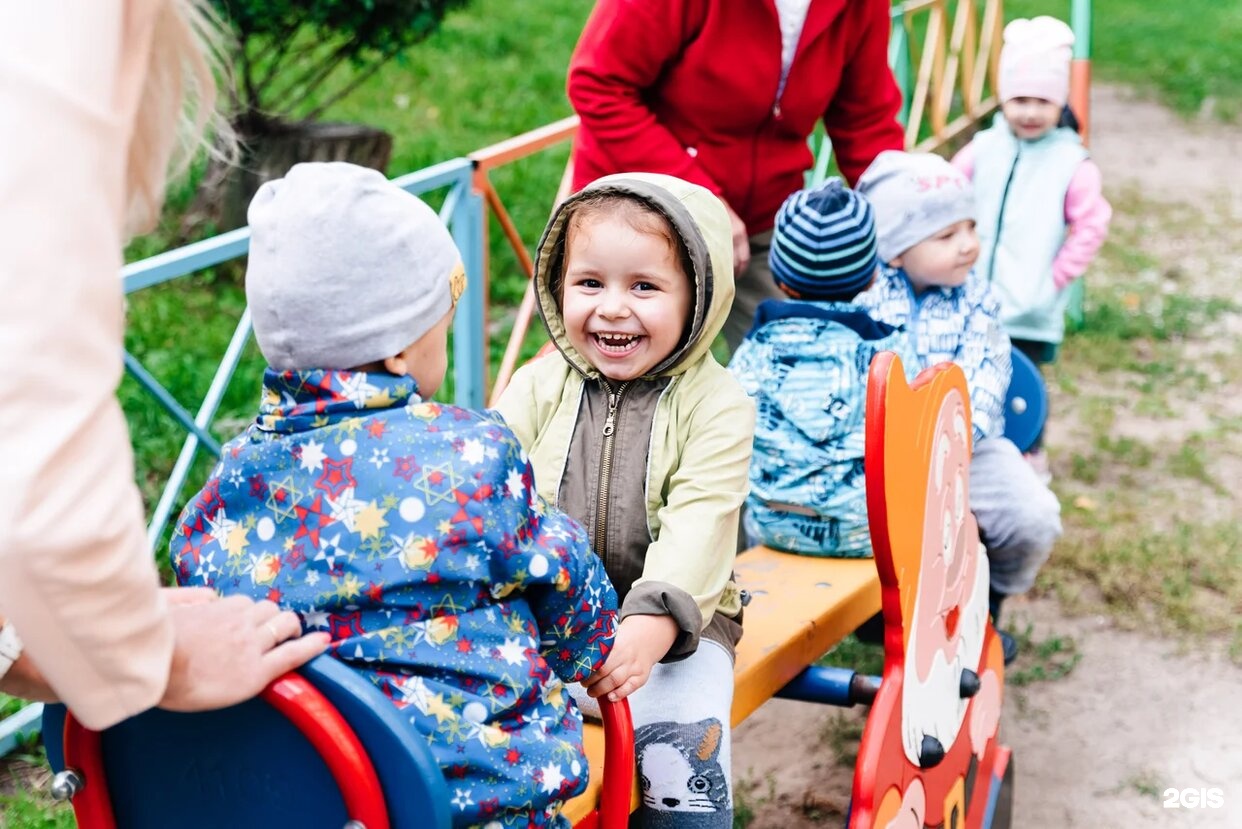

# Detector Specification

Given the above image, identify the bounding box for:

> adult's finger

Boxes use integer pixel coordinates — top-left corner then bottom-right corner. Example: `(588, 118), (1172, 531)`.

(734, 236), (751, 273)
(162, 586), (219, 607)
(246, 598), (284, 624)
(261, 633), (332, 679)
(261, 610), (305, 647)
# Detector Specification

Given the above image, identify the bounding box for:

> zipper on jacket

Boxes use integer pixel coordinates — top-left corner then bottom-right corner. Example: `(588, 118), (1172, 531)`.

(594, 380), (629, 565)
(985, 146), (1022, 282)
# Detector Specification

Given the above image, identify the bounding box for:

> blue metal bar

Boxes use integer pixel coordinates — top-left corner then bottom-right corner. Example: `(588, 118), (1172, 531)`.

(121, 157), (475, 293)
(391, 156), (475, 196)
(123, 351), (223, 456)
(0, 703), (43, 756)
(775, 665), (881, 708)
(451, 180), (487, 409)
(145, 309), (254, 551)
(123, 226), (252, 293)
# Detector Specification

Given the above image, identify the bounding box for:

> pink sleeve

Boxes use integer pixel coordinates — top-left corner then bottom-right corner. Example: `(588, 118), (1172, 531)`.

(1053, 159), (1112, 289)
(950, 141), (976, 179)
(0, 0), (176, 730)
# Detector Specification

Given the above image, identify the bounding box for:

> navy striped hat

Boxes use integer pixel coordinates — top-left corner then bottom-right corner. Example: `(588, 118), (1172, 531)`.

(768, 178), (880, 301)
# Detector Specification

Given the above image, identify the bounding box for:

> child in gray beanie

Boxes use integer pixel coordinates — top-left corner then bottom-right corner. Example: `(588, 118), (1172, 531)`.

(855, 150), (1062, 663)
(172, 162), (617, 827)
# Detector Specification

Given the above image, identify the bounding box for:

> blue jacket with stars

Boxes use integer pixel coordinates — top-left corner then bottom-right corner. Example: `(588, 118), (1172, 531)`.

(173, 369), (618, 828)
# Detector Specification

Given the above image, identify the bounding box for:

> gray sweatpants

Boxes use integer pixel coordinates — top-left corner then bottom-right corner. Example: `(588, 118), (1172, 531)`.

(571, 641), (735, 828)
(970, 436), (1062, 595)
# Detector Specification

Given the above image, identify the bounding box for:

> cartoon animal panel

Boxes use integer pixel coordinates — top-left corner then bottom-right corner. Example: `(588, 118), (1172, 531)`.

(850, 354), (1007, 829)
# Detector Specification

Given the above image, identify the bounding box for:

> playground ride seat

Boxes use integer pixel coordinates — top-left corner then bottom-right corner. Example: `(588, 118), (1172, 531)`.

(45, 654), (635, 829)
(1002, 346), (1048, 454)
(567, 353), (1012, 828)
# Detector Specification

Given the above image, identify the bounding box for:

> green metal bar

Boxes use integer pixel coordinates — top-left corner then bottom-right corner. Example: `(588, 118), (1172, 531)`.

(1071, 0), (1091, 59)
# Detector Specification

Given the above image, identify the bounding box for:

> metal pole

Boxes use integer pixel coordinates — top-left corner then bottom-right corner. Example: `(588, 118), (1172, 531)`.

(452, 172), (488, 409)
(1069, 0), (1092, 145)
(1066, 0), (1093, 329)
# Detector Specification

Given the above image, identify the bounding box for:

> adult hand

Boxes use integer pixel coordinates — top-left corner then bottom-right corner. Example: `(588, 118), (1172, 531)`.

(159, 592), (329, 712)
(581, 614), (678, 702)
(0, 615), (55, 702)
(721, 198), (750, 274)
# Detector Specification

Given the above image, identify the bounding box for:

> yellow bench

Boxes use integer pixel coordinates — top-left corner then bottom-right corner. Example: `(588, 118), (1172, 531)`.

(564, 354), (1014, 829)
(564, 552), (880, 824)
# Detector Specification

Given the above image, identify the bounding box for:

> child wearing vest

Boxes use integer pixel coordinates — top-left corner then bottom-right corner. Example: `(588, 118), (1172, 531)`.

(951, 16), (1112, 473)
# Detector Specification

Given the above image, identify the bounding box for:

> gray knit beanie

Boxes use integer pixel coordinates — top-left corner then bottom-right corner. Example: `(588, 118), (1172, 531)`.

(856, 150), (976, 264)
(246, 162), (462, 371)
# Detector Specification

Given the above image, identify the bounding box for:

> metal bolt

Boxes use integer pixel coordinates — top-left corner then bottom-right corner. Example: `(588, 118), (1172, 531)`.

(49, 770), (84, 802)
(1011, 397), (1028, 415)
(343, 822), (367, 829)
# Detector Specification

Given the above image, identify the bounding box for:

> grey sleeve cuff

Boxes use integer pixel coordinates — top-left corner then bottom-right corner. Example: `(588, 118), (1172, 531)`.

(619, 581), (704, 663)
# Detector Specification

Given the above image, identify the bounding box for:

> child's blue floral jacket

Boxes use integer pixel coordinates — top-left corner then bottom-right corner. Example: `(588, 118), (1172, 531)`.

(173, 369), (617, 828)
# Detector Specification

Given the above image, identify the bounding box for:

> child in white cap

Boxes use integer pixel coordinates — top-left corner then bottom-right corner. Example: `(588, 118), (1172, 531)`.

(857, 150), (1062, 663)
(952, 16), (1112, 473)
(171, 162), (617, 828)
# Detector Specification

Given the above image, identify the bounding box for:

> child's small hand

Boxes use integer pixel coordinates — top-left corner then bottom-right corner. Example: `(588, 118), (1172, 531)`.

(582, 614), (679, 702)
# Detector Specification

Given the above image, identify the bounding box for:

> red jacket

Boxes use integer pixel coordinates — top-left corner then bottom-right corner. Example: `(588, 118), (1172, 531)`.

(568, 0), (905, 234)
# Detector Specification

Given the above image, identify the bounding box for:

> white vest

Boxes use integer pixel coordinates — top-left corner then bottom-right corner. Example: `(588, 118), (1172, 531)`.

(973, 117), (1087, 343)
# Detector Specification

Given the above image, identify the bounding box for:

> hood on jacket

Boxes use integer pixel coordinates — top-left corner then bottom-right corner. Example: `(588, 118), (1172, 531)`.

(532, 173), (735, 379)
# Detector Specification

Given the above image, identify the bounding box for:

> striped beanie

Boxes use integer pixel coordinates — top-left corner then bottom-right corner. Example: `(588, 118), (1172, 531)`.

(768, 178), (880, 302)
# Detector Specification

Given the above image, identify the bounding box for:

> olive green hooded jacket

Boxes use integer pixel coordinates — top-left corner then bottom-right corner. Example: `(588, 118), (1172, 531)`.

(494, 173), (756, 659)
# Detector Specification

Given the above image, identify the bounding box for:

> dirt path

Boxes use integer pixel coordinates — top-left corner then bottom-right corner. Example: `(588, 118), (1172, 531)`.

(732, 85), (1242, 828)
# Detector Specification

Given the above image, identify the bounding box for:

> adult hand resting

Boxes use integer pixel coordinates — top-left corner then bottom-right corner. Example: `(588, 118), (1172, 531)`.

(722, 199), (750, 274)
(159, 589), (330, 712)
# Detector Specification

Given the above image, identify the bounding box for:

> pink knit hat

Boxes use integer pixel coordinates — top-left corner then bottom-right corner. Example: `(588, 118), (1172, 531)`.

(998, 16), (1075, 107)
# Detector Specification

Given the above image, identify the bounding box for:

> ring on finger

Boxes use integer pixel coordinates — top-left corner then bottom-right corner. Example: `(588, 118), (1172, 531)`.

(263, 619), (281, 649)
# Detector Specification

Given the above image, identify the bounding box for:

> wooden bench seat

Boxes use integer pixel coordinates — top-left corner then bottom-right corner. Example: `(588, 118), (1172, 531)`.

(563, 549), (881, 824)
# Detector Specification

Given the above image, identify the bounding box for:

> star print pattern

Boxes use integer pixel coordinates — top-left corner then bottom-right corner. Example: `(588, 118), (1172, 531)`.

(173, 368), (617, 828)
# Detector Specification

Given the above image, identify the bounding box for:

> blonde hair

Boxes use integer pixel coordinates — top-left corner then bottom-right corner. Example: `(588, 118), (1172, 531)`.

(126, 0), (236, 236)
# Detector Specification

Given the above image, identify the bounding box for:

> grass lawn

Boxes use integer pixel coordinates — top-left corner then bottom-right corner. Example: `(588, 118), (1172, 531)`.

(1006, 0), (1242, 119)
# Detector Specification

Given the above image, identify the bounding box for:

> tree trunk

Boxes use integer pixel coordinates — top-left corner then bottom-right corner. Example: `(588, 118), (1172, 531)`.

(189, 118), (394, 234)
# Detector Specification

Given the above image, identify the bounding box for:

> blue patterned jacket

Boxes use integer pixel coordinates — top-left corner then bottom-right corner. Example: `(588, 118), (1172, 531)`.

(173, 369), (617, 828)
(730, 300), (915, 556)
(857, 266), (1012, 442)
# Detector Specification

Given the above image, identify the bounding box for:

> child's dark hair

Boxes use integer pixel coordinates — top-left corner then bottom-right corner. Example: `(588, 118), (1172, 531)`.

(551, 192), (695, 308)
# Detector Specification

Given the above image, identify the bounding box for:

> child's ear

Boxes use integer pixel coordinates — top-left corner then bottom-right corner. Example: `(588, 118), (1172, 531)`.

(383, 354), (408, 376)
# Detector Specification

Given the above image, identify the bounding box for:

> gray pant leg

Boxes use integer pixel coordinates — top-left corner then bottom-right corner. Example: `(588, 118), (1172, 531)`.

(721, 231), (786, 355)
(627, 642), (735, 828)
(970, 437), (1062, 595)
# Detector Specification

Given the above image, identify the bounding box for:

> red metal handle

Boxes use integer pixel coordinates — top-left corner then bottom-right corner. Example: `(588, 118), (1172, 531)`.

(60, 673), (389, 829)
(62, 717), (117, 829)
(597, 697), (635, 829)
(262, 674), (390, 829)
